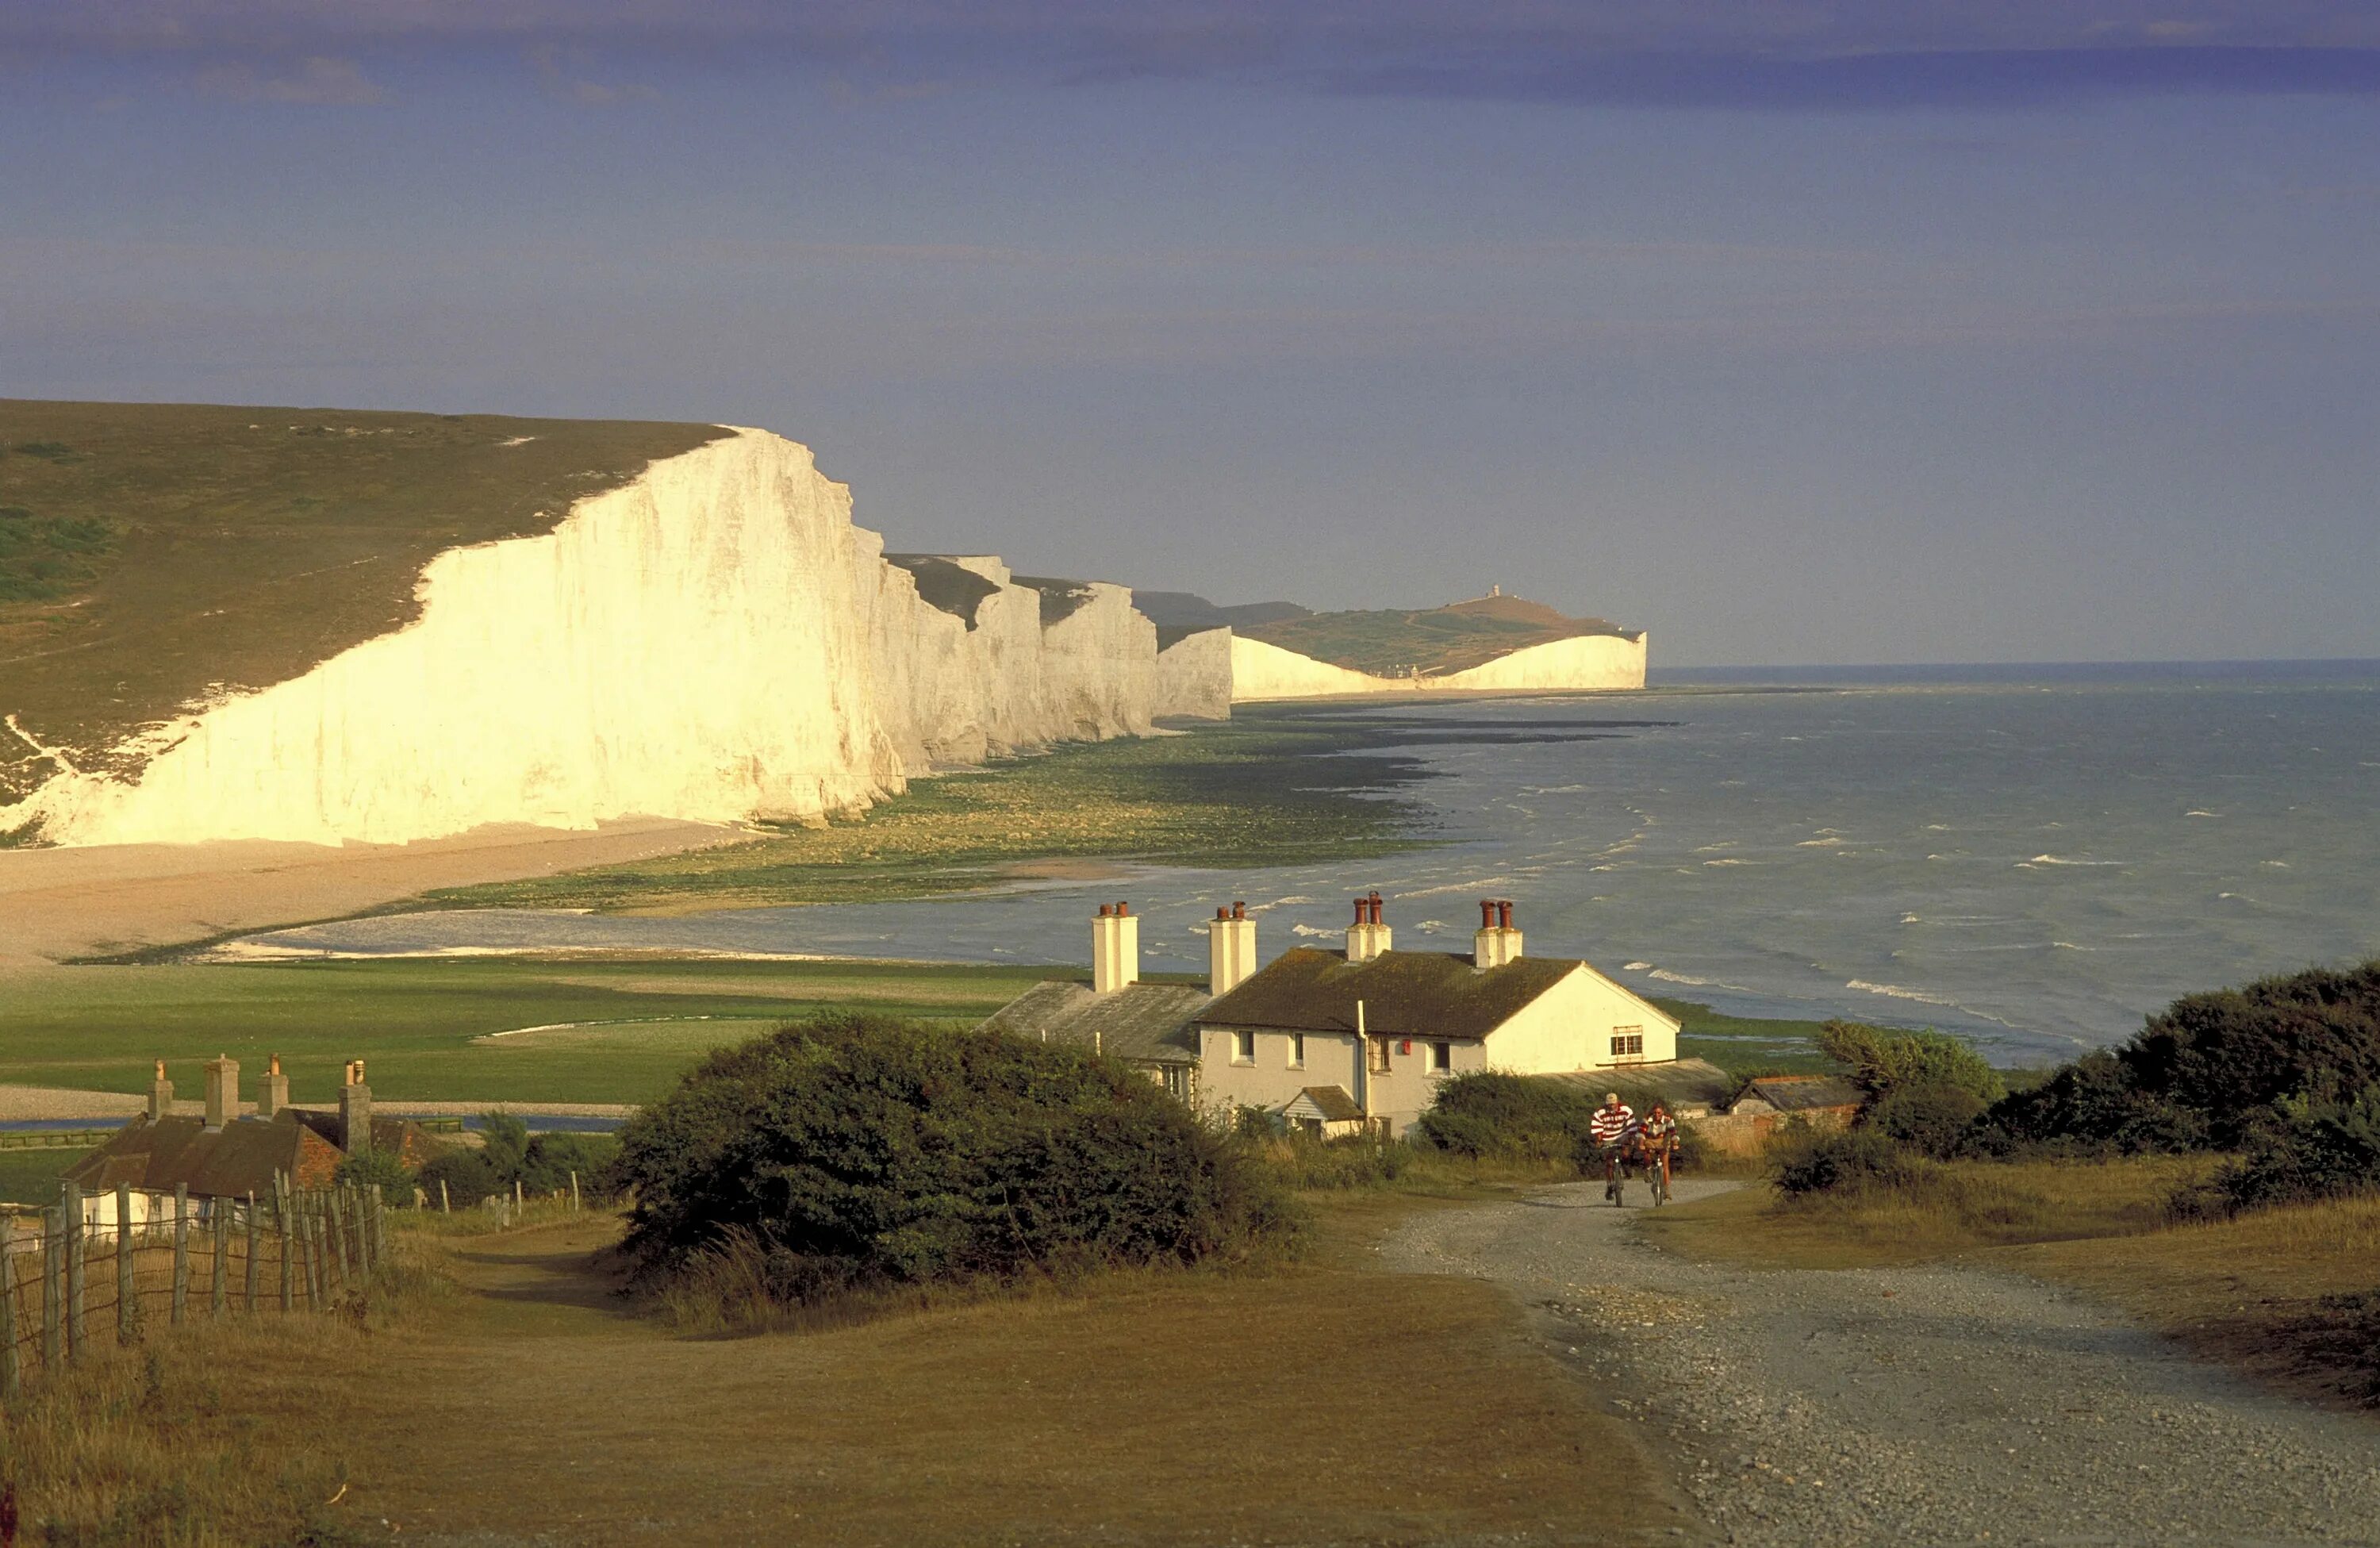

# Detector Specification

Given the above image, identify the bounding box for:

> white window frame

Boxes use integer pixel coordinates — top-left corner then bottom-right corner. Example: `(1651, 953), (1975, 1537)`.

(1427, 1040), (1453, 1074)
(1610, 1027), (1645, 1060)
(1288, 1033), (1305, 1070)
(1230, 1030), (1256, 1066)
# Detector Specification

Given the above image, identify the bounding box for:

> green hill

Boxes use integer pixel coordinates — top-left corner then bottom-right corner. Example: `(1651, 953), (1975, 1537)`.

(0, 400), (722, 805)
(1242, 594), (1640, 677)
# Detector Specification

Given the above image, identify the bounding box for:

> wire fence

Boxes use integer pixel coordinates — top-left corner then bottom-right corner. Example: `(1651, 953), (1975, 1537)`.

(0, 1178), (390, 1401)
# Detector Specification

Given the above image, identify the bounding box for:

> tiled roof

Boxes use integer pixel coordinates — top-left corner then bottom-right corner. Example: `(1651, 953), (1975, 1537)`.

(1196, 948), (1583, 1040)
(1284, 1085), (1365, 1123)
(1539, 1058), (1736, 1110)
(61, 1113), (340, 1200)
(1738, 1074), (1864, 1112)
(981, 980), (1206, 1066)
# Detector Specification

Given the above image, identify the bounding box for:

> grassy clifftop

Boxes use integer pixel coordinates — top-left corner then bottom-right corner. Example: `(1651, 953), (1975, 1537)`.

(1243, 593), (1641, 677)
(0, 400), (724, 803)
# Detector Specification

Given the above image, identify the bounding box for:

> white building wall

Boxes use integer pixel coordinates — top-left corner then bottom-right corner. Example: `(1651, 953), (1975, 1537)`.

(1478, 965), (1681, 1073)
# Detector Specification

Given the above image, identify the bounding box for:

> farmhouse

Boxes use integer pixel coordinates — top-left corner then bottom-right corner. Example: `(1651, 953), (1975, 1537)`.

(1196, 897), (1680, 1138)
(63, 1055), (442, 1229)
(983, 894), (1679, 1139)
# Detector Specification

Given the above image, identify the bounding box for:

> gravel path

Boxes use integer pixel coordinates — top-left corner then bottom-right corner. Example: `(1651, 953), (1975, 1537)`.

(1384, 1180), (2380, 1546)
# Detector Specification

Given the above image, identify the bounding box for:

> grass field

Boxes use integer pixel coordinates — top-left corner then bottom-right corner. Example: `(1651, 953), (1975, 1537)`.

(0, 958), (1071, 1106)
(1643, 1158), (2380, 1409)
(0, 1143), (92, 1204)
(1659, 997), (1847, 1078)
(0, 399), (722, 808)
(411, 703), (1441, 915)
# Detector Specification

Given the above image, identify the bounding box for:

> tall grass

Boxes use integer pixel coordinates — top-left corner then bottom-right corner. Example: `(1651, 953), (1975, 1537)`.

(0, 1243), (440, 1546)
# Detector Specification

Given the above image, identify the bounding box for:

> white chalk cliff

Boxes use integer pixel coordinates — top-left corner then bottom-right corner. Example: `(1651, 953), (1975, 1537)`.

(1226, 632), (1645, 701)
(13, 429), (1158, 847)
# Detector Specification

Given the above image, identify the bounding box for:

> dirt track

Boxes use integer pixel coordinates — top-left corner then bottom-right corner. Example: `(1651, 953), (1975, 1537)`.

(1384, 1179), (2380, 1547)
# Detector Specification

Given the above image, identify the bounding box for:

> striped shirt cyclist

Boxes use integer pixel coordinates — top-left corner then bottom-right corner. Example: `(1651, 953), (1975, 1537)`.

(1588, 1097), (1636, 1149)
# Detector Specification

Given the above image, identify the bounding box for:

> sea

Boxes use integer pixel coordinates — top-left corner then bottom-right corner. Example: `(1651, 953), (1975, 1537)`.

(227, 662), (2380, 1066)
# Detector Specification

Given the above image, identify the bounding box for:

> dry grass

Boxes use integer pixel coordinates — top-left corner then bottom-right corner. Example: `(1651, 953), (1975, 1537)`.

(0, 1244), (446, 1546)
(192, 1199), (1687, 1546)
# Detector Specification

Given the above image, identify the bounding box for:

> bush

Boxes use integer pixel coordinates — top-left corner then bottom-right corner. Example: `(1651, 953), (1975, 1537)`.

(1969, 1051), (2209, 1157)
(1414, 1072), (1593, 1161)
(1768, 1124), (1931, 1199)
(2120, 962), (2380, 1145)
(418, 1147), (501, 1208)
(2192, 1089), (2380, 1216)
(1818, 1020), (2005, 1105)
(1257, 1134), (1423, 1190)
(612, 1012), (1295, 1302)
(333, 1148), (416, 1207)
(1864, 1079), (1989, 1159)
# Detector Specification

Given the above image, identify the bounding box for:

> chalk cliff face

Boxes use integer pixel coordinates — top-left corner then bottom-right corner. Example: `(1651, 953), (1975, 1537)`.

(14, 429), (1160, 847)
(1228, 631), (1646, 701)
(1154, 628), (1233, 720)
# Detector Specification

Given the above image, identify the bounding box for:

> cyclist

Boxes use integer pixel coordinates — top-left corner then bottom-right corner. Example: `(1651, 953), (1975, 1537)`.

(1588, 1092), (1636, 1202)
(1639, 1103), (1679, 1201)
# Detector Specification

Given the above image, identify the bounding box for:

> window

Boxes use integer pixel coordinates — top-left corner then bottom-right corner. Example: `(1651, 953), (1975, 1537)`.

(1288, 1033), (1306, 1069)
(1230, 1030), (1255, 1065)
(1610, 1028), (1645, 1059)
(1427, 1040), (1453, 1073)
(1367, 1035), (1392, 1074)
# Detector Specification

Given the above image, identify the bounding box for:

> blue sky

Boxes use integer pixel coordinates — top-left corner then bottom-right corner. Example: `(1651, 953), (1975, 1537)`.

(3, 2), (2375, 665)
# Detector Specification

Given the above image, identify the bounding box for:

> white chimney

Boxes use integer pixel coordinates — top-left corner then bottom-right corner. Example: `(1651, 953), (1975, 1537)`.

(148, 1061), (174, 1123)
(203, 1054), (238, 1131)
(259, 1054), (288, 1120)
(1345, 891), (1392, 964)
(1092, 901), (1141, 994)
(1208, 901), (1257, 997)
(1473, 898), (1524, 969)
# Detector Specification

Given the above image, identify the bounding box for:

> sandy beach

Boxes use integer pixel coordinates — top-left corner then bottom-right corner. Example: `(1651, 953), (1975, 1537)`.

(0, 817), (746, 972)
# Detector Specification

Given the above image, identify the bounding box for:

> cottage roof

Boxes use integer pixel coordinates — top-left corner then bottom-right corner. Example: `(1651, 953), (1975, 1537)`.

(1538, 1058), (1737, 1111)
(61, 1113), (337, 1200)
(1283, 1085), (1365, 1124)
(1737, 1074), (1864, 1112)
(1196, 947), (1583, 1039)
(980, 980), (1206, 1066)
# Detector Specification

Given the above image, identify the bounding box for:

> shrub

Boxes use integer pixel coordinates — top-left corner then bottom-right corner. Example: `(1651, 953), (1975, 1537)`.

(1969, 1051), (2209, 1156)
(333, 1148), (416, 1207)
(1259, 1134), (1419, 1190)
(612, 1012), (1295, 1302)
(2119, 962), (2380, 1145)
(1414, 1072), (1592, 1161)
(1768, 1124), (1931, 1198)
(1864, 1079), (1988, 1158)
(1818, 1020), (2005, 1104)
(2194, 1089), (2380, 1216)
(418, 1147), (501, 1208)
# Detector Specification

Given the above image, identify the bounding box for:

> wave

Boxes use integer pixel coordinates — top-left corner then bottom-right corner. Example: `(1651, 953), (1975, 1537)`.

(1845, 978), (1959, 1006)
(2184, 809), (2219, 818)
(1797, 837), (1846, 847)
(1288, 923), (1340, 938)
(2020, 855), (2126, 868)
(1622, 962), (1652, 972)
(1702, 858), (1754, 866)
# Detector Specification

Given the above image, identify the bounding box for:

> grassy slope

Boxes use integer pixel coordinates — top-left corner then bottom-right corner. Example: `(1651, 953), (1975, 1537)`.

(415, 703), (1439, 914)
(1245, 594), (1639, 677)
(0, 399), (722, 803)
(1643, 1160), (2380, 1409)
(194, 1203), (1677, 1546)
(1658, 997), (1847, 1078)
(0, 958), (1067, 1106)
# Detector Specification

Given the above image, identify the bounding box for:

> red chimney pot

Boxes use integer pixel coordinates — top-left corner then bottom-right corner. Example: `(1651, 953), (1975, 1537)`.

(1498, 900), (1514, 930)
(1116, 901), (1130, 916)
(1232, 901), (1246, 920)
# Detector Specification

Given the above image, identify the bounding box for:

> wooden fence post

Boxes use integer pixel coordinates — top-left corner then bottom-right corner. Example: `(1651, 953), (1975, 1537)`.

(41, 1206), (60, 1371)
(116, 1182), (136, 1345)
(571, 1170), (582, 1212)
(329, 1189), (351, 1286)
(171, 1185), (190, 1326)
(244, 1193), (260, 1313)
(440, 1178), (450, 1213)
(277, 1189), (293, 1313)
(211, 1206), (228, 1316)
(1, 1233), (20, 1404)
(305, 1203), (324, 1308)
(64, 1181), (84, 1363)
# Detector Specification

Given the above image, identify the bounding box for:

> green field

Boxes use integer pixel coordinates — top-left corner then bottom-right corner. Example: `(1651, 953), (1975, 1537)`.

(0, 1145), (94, 1204)
(0, 399), (722, 808)
(0, 958), (1077, 1107)
(1660, 997), (1850, 1077)
(409, 703), (1441, 916)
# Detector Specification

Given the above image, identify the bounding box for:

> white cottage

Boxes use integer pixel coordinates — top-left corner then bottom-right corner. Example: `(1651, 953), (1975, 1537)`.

(1193, 897), (1679, 1138)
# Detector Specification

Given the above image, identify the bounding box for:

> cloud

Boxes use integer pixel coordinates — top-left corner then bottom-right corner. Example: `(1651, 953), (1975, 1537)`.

(16, 2), (2380, 109)
(527, 43), (658, 105)
(194, 54), (388, 105)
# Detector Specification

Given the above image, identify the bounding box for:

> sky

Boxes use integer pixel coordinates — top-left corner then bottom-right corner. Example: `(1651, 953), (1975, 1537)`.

(3, 2), (2376, 666)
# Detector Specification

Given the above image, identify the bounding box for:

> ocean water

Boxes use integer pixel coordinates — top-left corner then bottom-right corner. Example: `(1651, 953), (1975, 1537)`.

(234, 663), (2380, 1065)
